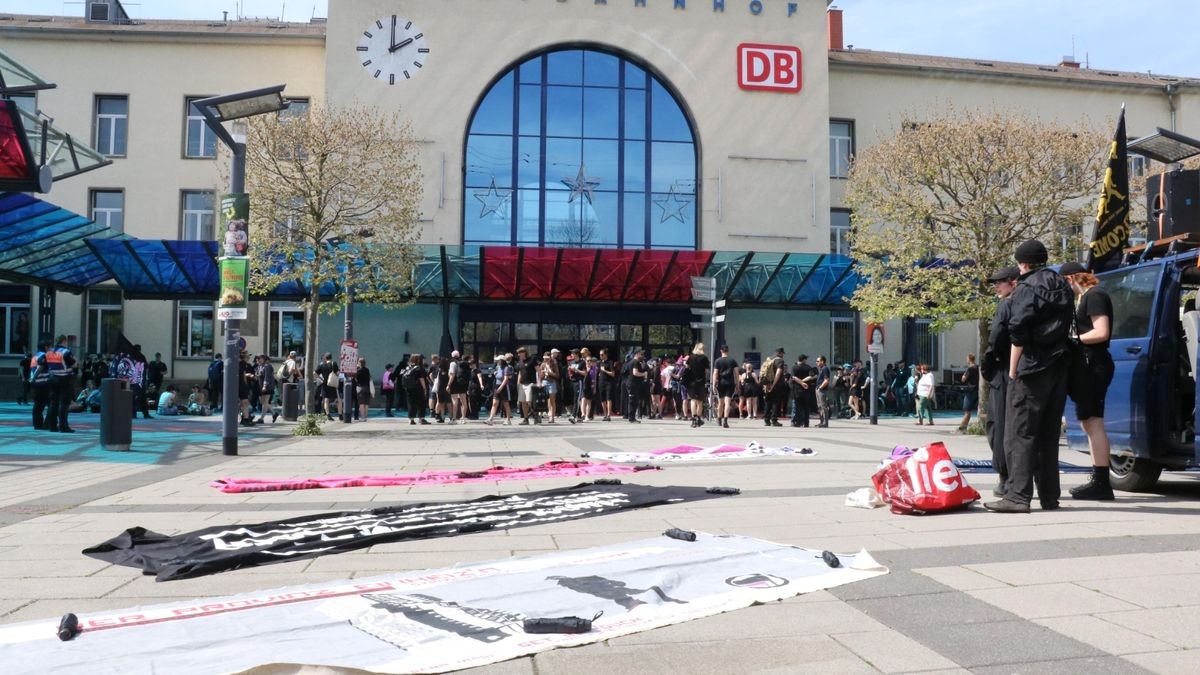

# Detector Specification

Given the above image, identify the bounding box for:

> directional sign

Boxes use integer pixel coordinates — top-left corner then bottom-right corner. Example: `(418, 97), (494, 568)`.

(692, 308), (715, 317)
(692, 289), (716, 302)
(714, 299), (727, 310)
(690, 321), (705, 329)
(715, 315), (726, 323)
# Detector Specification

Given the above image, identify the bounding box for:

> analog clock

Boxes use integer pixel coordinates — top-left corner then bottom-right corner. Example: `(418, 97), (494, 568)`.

(356, 16), (429, 85)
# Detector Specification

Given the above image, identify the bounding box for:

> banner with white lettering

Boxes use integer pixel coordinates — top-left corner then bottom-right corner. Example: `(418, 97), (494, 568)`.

(3, 533), (887, 674)
(83, 483), (735, 581)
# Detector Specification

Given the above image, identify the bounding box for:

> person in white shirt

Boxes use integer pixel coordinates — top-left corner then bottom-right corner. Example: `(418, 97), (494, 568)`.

(915, 363), (936, 425)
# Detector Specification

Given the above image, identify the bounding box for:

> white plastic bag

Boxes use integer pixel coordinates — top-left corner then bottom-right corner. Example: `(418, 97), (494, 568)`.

(845, 487), (884, 509)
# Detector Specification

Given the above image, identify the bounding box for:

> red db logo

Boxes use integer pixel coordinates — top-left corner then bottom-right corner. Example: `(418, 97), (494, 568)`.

(737, 43), (802, 93)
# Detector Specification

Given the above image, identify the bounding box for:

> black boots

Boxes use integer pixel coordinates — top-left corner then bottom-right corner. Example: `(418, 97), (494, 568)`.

(1070, 467), (1115, 500)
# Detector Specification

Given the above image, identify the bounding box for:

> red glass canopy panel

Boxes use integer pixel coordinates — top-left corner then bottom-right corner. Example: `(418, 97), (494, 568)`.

(518, 247), (558, 299)
(660, 250), (715, 301)
(481, 246), (520, 299)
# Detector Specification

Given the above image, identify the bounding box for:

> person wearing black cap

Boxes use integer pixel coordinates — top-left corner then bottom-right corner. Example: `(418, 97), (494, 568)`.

(1060, 260), (1116, 501)
(980, 265), (1019, 498)
(986, 239), (1074, 513)
(762, 347), (787, 427)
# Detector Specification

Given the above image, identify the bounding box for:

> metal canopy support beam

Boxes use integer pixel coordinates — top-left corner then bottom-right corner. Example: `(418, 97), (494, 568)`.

(548, 248), (564, 299)
(619, 250), (642, 301)
(583, 249), (603, 301)
(722, 252), (754, 303)
(652, 250), (680, 303)
(439, 245), (450, 300)
(754, 253), (790, 304)
(513, 247), (526, 301)
(819, 263), (857, 305)
(477, 246), (487, 297)
(788, 254), (826, 301)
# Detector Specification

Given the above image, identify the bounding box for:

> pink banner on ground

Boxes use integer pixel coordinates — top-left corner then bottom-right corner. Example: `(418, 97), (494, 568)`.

(583, 441), (817, 463)
(211, 460), (656, 494)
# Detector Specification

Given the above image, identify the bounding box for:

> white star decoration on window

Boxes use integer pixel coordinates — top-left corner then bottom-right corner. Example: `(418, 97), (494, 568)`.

(472, 178), (512, 218)
(653, 185), (691, 224)
(561, 164), (601, 204)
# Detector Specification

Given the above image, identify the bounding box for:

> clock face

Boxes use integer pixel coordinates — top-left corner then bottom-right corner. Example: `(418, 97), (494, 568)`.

(356, 16), (429, 85)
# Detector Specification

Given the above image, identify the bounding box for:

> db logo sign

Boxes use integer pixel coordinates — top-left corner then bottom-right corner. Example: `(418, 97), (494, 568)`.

(737, 43), (802, 93)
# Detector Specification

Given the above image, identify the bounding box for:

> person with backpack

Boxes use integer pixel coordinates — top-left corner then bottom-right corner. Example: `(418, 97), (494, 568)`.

(711, 345), (738, 428)
(400, 354), (429, 425)
(684, 342), (710, 428)
(315, 353), (339, 421)
(255, 354), (278, 424)
(447, 351), (469, 424)
(761, 347), (787, 427)
(986, 239), (1074, 514)
(739, 361), (759, 420)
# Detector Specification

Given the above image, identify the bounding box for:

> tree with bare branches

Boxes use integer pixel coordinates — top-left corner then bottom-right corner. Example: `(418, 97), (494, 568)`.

(240, 105), (423, 412)
(845, 107), (1108, 417)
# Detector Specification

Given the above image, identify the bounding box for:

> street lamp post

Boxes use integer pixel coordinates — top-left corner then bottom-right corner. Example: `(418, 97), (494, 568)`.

(193, 85), (289, 457)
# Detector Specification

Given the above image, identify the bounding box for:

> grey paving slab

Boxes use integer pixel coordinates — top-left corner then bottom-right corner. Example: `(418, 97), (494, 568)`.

(967, 583), (1141, 619)
(840, 590), (1016, 627)
(1124, 649), (1200, 675)
(831, 629), (959, 673)
(971, 655), (1156, 675)
(824, 570), (951, 601)
(1032, 616), (1177, 655)
(900, 620), (1103, 668)
(1098, 607), (1200, 649)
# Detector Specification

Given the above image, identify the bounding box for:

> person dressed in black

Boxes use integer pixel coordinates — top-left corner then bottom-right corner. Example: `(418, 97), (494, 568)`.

(815, 355), (832, 427)
(516, 347), (540, 425)
(711, 345), (739, 428)
(762, 347), (787, 427)
(597, 348), (616, 422)
(148, 352), (168, 394)
(981, 265), (1019, 498)
(30, 343), (50, 429)
(986, 239), (1074, 514)
(626, 350), (649, 423)
(315, 352), (339, 420)
(683, 343), (710, 427)
(400, 353), (430, 425)
(957, 353), (980, 432)
(790, 354), (814, 428)
(131, 344), (153, 419)
(1060, 261), (1117, 501)
(18, 351), (31, 405)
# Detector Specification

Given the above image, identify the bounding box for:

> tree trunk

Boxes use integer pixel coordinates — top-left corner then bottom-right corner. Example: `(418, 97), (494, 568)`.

(303, 297), (321, 414)
(976, 316), (990, 425)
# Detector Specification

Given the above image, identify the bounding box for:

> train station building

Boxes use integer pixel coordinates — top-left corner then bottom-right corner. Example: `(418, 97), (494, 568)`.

(0, 0), (1197, 382)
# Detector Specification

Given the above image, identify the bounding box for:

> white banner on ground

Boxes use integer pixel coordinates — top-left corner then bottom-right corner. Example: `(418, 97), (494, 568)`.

(584, 441), (817, 464)
(0, 533), (886, 674)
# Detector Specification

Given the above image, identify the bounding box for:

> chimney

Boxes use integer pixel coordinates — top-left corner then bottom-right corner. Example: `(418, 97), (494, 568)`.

(827, 8), (844, 51)
(1059, 56), (1080, 69)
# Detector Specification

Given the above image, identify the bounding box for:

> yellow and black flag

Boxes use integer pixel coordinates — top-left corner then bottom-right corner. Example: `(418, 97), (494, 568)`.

(1086, 107), (1130, 271)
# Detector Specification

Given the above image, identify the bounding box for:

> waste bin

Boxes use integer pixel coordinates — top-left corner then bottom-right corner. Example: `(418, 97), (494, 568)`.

(282, 382), (299, 421)
(100, 378), (133, 451)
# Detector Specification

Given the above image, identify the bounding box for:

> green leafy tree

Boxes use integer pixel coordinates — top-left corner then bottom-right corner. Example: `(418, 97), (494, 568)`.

(845, 107), (1108, 414)
(240, 105), (423, 411)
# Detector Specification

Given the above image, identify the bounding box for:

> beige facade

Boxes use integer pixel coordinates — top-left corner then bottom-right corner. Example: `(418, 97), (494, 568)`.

(2, 1), (1199, 381)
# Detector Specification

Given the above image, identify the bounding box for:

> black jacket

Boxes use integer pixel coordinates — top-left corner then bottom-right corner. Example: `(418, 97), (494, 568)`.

(1005, 267), (1073, 377)
(981, 296), (1012, 382)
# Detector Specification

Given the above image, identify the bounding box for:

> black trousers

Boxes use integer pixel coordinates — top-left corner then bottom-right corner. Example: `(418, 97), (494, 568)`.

(791, 393), (810, 426)
(404, 388), (426, 420)
(985, 371), (1009, 491)
(1003, 361), (1068, 507)
(764, 389), (786, 424)
(384, 388), (395, 414)
(46, 378), (71, 431)
(32, 383), (49, 429)
(626, 383), (646, 421)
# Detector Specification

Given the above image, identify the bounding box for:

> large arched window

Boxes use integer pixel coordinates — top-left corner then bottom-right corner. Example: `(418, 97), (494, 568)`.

(464, 48), (697, 249)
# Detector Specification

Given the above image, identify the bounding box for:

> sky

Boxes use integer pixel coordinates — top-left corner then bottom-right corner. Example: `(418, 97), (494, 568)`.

(5, 0), (1198, 78)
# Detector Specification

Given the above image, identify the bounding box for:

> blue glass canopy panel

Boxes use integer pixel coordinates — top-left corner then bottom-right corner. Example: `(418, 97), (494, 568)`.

(727, 252), (786, 302)
(794, 254), (855, 304)
(0, 192), (117, 291)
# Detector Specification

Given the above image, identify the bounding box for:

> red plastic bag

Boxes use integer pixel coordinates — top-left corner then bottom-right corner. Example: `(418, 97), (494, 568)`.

(871, 442), (980, 515)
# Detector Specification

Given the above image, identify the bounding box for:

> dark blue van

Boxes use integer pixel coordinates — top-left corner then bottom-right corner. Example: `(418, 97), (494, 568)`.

(1064, 245), (1200, 490)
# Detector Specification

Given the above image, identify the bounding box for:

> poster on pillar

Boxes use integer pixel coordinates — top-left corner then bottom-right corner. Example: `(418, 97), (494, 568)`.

(220, 193), (249, 257)
(339, 339), (359, 373)
(217, 257), (249, 321)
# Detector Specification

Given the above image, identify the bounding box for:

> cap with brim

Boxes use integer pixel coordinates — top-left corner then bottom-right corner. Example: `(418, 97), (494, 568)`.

(987, 266), (1019, 282)
(1059, 261), (1086, 276)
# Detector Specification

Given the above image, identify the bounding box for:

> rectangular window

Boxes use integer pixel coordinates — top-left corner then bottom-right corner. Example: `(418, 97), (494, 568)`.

(268, 303), (306, 358)
(830, 119), (854, 179)
(86, 288), (122, 355)
(0, 286), (32, 356)
(830, 312), (857, 367)
(9, 93), (36, 117)
(181, 190), (215, 240)
(184, 97), (217, 158)
(914, 318), (939, 370)
(177, 300), (215, 358)
(95, 95), (128, 157)
(831, 209), (852, 256)
(280, 97), (310, 118)
(90, 189), (124, 233)
(1104, 265), (1160, 340)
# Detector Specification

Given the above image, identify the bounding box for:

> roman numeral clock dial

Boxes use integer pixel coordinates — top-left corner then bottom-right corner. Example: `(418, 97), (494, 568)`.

(357, 15), (429, 85)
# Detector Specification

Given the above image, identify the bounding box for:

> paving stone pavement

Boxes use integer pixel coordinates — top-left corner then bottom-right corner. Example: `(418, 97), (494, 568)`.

(2, 408), (1200, 674)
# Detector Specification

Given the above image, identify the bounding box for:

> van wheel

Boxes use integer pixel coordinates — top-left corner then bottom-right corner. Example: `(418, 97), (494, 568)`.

(1108, 454), (1163, 492)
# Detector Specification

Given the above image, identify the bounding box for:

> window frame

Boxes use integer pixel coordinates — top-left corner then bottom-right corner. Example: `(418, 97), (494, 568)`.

(830, 208), (852, 256)
(267, 302), (306, 359)
(829, 312), (858, 367)
(183, 96), (217, 159)
(830, 118), (855, 179)
(913, 318), (939, 371)
(94, 94), (129, 158)
(176, 300), (215, 358)
(85, 288), (123, 356)
(89, 189), (125, 233)
(0, 286), (32, 356)
(180, 190), (215, 241)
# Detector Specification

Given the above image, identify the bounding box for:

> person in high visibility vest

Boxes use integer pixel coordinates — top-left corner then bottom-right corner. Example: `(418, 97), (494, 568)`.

(44, 335), (76, 433)
(30, 342), (51, 430)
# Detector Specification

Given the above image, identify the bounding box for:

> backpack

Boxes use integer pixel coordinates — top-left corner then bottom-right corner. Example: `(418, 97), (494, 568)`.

(759, 358), (777, 385)
(401, 365), (418, 388)
(207, 359), (223, 380)
(454, 361), (471, 387)
(276, 362), (289, 381)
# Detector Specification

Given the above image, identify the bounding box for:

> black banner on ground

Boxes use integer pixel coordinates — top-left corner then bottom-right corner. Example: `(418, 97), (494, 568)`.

(1087, 108), (1130, 271)
(83, 483), (734, 581)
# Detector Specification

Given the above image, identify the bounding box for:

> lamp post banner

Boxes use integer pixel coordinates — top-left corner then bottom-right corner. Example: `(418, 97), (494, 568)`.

(339, 339), (360, 373)
(217, 257), (249, 321)
(220, 193), (249, 257)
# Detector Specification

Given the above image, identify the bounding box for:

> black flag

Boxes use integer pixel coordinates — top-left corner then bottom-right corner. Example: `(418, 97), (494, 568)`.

(1086, 108), (1130, 271)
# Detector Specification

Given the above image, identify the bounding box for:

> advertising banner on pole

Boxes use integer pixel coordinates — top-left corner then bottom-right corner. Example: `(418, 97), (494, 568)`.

(216, 257), (249, 321)
(220, 193), (249, 257)
(339, 339), (359, 373)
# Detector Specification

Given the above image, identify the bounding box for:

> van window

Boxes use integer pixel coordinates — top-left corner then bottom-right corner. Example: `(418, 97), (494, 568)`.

(1102, 266), (1159, 340)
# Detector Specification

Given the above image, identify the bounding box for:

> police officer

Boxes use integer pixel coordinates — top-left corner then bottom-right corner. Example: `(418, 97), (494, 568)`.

(986, 240), (1073, 513)
(981, 266), (1019, 498)
(44, 335), (76, 433)
(30, 342), (50, 429)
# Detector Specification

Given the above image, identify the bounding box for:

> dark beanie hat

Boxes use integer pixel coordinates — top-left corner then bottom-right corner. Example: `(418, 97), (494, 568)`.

(1015, 239), (1048, 264)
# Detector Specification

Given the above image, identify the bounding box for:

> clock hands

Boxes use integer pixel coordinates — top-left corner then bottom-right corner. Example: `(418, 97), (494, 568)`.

(389, 37), (414, 53)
